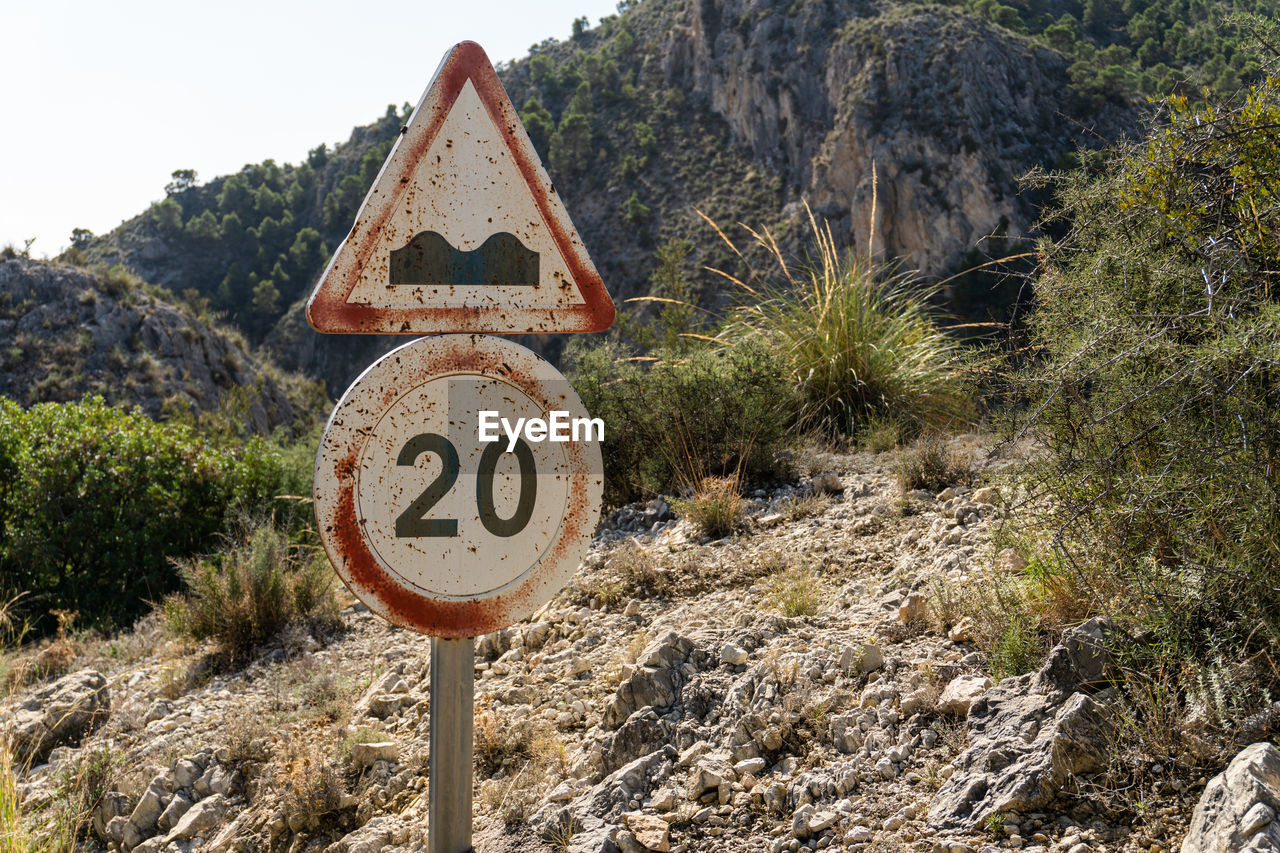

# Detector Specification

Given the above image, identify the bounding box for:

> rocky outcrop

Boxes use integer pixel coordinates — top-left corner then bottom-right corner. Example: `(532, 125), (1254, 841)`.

(0, 258), (310, 432)
(4, 669), (109, 764)
(602, 632), (707, 730)
(105, 750), (242, 851)
(662, 0), (1134, 274)
(1182, 742), (1280, 853)
(928, 618), (1117, 830)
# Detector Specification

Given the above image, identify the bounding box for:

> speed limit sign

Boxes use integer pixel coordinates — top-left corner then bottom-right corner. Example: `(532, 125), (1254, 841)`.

(305, 40), (614, 853)
(313, 334), (603, 638)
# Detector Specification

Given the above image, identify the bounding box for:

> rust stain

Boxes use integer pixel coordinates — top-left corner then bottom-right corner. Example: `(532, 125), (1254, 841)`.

(315, 335), (601, 638)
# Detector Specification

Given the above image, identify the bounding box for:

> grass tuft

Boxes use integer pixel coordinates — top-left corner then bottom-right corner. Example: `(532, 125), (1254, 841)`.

(766, 563), (823, 618)
(163, 520), (342, 667)
(673, 475), (745, 539)
(710, 204), (970, 438)
(894, 434), (975, 495)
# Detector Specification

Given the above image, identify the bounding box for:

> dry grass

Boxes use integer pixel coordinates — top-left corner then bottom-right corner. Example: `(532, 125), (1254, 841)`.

(673, 475), (745, 539)
(777, 492), (831, 523)
(475, 707), (568, 824)
(609, 540), (661, 590)
(0, 740), (117, 853)
(894, 434), (975, 495)
(766, 563), (823, 618)
(3, 610), (78, 691)
(275, 735), (345, 830)
(859, 416), (902, 453)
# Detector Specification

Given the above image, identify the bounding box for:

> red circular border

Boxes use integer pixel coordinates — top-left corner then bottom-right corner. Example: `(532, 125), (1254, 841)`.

(313, 334), (603, 637)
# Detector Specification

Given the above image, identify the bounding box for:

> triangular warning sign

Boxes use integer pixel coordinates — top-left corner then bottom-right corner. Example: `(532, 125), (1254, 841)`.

(306, 41), (615, 335)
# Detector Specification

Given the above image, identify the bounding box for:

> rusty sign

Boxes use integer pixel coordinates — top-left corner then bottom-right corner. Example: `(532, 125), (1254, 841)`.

(313, 334), (604, 637)
(306, 41), (615, 335)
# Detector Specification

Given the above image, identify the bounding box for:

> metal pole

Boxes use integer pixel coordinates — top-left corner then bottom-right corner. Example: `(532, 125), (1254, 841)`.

(429, 636), (474, 853)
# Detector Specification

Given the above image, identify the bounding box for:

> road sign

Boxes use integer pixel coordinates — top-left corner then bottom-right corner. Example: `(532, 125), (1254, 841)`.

(313, 333), (604, 638)
(306, 41), (615, 335)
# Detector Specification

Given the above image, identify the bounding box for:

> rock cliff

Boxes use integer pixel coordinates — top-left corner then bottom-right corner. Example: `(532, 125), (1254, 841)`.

(658, 0), (1133, 271)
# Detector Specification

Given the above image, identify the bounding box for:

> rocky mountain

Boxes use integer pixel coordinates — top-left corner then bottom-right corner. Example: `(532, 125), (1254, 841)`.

(1, 436), (1259, 852)
(80, 0), (1157, 395)
(0, 257), (324, 433)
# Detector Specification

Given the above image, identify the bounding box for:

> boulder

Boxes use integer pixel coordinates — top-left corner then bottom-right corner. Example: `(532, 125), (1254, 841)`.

(156, 791), (193, 832)
(720, 643), (749, 666)
(603, 714), (671, 773)
(567, 814), (621, 853)
(7, 669), (109, 764)
(937, 675), (991, 716)
(128, 779), (167, 832)
(624, 813), (671, 852)
(352, 741), (400, 769)
(1182, 742), (1280, 853)
(602, 633), (700, 730)
(928, 621), (1118, 830)
(168, 793), (228, 840)
(687, 754), (735, 804)
(325, 817), (394, 853)
(898, 593), (928, 624)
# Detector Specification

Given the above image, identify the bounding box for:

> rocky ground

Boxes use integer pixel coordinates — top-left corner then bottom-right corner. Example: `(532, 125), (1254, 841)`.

(3, 435), (1272, 853)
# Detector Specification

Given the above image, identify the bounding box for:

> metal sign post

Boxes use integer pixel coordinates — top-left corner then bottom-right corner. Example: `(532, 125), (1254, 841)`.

(306, 40), (613, 853)
(429, 638), (474, 853)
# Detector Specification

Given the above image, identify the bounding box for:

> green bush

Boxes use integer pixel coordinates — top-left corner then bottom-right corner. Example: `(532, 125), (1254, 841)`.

(713, 211), (970, 438)
(568, 339), (796, 506)
(1011, 73), (1280, 751)
(0, 397), (293, 633)
(163, 521), (340, 666)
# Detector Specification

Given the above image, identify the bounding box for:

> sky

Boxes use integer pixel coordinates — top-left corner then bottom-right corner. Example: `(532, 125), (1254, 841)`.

(0, 0), (623, 256)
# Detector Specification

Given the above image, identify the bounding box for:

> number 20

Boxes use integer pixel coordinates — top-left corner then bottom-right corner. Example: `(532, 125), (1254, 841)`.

(393, 432), (537, 539)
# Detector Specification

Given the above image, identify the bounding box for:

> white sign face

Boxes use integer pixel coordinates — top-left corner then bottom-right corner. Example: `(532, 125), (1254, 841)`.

(305, 41), (614, 336)
(313, 334), (603, 637)
(343, 79), (583, 311)
(355, 373), (570, 597)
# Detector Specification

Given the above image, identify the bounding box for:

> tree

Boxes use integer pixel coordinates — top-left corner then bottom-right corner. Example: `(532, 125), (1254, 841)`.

(623, 191), (650, 226)
(165, 169), (198, 196)
(184, 210), (220, 242)
(307, 144), (329, 169)
(521, 98), (555, 160)
(572, 15), (590, 40)
(69, 228), (93, 250)
(251, 277), (280, 316)
(151, 199), (183, 233)
(549, 113), (593, 176)
(287, 227), (327, 282)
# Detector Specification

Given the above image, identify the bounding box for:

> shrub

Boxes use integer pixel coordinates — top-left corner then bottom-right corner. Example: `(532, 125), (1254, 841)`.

(894, 434), (975, 495)
(1014, 74), (1280, 669)
(163, 520), (341, 666)
(275, 736), (345, 830)
(672, 475), (745, 538)
(711, 207), (971, 438)
(0, 398), (291, 634)
(568, 339), (796, 505)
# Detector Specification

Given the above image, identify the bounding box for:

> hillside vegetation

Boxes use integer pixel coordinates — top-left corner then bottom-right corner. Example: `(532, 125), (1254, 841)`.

(81, 0), (1265, 392)
(2, 7), (1280, 853)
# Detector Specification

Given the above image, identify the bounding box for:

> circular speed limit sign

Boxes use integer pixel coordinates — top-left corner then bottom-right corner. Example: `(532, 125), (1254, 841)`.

(314, 334), (604, 637)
